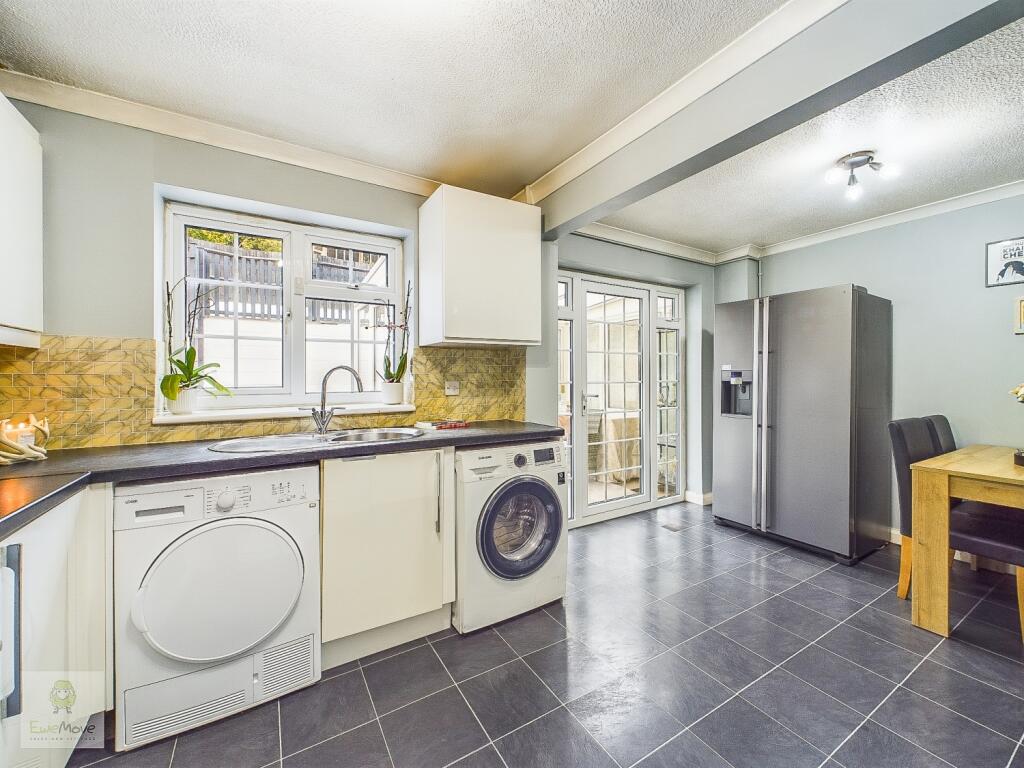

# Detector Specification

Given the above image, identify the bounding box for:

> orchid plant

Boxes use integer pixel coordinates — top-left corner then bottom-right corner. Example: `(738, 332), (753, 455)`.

(159, 278), (231, 401)
(375, 281), (412, 384)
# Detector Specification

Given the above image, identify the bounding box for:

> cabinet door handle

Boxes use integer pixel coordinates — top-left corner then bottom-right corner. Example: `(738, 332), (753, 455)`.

(1, 544), (21, 718)
(435, 452), (442, 535)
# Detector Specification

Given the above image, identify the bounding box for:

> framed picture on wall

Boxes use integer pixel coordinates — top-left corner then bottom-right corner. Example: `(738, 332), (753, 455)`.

(1016, 298), (1024, 335)
(986, 236), (1024, 286)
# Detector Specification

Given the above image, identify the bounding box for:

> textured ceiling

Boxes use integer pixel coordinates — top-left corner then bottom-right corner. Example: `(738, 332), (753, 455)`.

(601, 20), (1024, 253)
(0, 0), (787, 197)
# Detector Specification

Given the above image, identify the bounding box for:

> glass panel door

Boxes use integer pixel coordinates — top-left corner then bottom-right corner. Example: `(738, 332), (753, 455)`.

(656, 328), (681, 498)
(557, 318), (575, 519)
(580, 282), (649, 517)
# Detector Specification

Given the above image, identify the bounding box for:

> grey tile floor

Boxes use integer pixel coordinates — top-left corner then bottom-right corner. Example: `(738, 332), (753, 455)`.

(71, 502), (1024, 768)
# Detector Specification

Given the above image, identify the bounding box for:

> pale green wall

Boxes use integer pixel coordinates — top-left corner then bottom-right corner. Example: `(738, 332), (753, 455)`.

(13, 101), (425, 339)
(715, 258), (759, 303)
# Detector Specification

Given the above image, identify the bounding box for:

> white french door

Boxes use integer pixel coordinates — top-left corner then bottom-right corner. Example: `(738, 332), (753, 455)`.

(557, 272), (684, 525)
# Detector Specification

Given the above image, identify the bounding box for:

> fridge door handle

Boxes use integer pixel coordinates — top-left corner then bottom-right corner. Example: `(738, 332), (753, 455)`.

(751, 299), (761, 530)
(759, 296), (771, 531)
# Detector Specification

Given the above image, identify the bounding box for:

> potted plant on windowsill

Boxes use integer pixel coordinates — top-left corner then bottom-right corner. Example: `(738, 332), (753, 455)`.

(378, 282), (412, 405)
(160, 278), (230, 415)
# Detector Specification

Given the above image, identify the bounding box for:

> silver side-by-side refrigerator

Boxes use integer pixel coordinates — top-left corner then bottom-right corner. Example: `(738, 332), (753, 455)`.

(712, 284), (892, 563)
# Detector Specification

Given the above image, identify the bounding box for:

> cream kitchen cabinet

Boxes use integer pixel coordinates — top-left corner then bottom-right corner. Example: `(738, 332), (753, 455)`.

(1, 490), (106, 768)
(321, 449), (455, 642)
(418, 184), (542, 346)
(0, 92), (43, 348)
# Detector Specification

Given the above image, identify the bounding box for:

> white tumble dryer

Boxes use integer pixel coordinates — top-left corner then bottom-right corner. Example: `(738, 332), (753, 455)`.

(454, 442), (569, 633)
(113, 466), (321, 751)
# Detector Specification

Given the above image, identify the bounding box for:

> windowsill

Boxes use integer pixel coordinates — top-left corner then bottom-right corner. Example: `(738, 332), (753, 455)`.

(152, 403), (416, 425)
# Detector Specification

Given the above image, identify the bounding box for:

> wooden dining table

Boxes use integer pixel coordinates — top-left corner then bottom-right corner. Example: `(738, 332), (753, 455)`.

(911, 444), (1024, 636)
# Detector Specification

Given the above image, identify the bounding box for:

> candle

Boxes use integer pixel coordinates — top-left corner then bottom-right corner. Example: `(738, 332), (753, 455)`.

(4, 421), (35, 447)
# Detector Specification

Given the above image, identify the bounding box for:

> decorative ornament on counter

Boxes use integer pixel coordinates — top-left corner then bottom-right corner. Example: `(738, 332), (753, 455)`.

(0, 414), (50, 464)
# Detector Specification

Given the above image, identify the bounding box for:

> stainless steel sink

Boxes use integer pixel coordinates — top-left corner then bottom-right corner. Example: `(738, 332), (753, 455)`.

(209, 433), (335, 453)
(209, 428), (423, 453)
(329, 428), (424, 443)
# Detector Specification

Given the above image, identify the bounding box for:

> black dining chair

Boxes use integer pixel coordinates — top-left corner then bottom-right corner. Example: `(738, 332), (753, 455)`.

(924, 414), (957, 454)
(888, 417), (1024, 639)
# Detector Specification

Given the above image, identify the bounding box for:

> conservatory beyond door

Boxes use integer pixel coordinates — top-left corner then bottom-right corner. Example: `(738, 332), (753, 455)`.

(557, 272), (684, 525)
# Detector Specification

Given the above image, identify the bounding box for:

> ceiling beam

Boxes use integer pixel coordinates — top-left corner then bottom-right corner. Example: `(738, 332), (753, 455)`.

(541, 0), (1024, 241)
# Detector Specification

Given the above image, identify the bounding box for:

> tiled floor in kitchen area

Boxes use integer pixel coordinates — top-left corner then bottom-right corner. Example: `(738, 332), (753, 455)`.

(72, 502), (1024, 768)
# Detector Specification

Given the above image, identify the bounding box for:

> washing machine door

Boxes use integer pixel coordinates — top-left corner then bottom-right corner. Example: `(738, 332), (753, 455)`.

(478, 476), (563, 580)
(130, 517), (304, 664)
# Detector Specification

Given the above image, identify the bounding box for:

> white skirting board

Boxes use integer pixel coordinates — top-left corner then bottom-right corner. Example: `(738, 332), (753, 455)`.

(684, 490), (712, 505)
(321, 605), (452, 672)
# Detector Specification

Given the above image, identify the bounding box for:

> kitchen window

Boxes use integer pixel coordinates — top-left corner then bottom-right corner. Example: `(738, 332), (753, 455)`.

(165, 203), (404, 413)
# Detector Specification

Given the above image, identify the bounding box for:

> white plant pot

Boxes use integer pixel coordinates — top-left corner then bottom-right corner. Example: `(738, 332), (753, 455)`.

(167, 388), (198, 415)
(381, 382), (404, 405)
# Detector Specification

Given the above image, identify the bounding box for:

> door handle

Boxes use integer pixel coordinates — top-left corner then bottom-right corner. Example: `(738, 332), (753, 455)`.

(751, 299), (761, 531)
(0, 565), (15, 701)
(759, 296), (771, 531)
(434, 452), (442, 535)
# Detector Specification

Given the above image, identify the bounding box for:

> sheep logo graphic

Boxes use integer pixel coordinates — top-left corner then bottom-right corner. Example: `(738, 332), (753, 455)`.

(49, 680), (76, 714)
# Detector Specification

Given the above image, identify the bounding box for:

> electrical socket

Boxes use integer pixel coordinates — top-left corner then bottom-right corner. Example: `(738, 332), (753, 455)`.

(444, 381), (460, 396)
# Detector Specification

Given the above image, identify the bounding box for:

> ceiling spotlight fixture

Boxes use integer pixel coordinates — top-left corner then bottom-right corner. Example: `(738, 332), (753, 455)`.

(827, 150), (895, 200)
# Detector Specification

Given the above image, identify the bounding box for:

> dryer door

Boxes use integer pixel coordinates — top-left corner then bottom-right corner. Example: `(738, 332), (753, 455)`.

(478, 476), (563, 580)
(130, 518), (304, 664)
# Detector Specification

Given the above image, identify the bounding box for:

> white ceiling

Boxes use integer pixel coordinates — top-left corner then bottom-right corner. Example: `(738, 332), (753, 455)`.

(601, 19), (1024, 254)
(0, 0), (788, 197)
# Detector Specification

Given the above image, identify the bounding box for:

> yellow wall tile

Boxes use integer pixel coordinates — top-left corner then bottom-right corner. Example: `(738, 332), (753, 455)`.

(0, 336), (526, 450)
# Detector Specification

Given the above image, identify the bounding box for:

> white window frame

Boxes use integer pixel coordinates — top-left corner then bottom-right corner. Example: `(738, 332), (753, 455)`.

(164, 202), (405, 411)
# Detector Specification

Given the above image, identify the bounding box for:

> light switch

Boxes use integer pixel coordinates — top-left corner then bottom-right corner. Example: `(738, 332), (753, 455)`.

(444, 381), (460, 396)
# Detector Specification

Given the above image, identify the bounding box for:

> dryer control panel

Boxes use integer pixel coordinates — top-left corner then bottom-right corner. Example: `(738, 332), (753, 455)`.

(114, 466), (319, 530)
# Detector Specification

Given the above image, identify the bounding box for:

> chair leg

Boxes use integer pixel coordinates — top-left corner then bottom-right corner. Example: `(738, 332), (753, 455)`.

(897, 535), (913, 600)
(948, 549), (956, 569)
(1017, 566), (1023, 640)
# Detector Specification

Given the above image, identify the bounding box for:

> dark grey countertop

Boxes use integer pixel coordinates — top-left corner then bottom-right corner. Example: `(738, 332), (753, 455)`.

(0, 420), (562, 540)
(0, 472), (91, 540)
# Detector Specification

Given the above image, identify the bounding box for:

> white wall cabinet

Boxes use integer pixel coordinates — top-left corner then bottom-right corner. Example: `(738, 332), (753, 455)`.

(1, 491), (106, 768)
(418, 184), (542, 346)
(0, 92), (43, 348)
(321, 450), (454, 642)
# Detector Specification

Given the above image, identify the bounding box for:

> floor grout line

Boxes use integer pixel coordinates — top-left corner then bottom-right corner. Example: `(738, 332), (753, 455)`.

(276, 700), (283, 765)
(487, 617), (625, 767)
(425, 635), (513, 768)
(1004, 730), (1023, 768)
(357, 664), (396, 768)
(816, 579), (1005, 768)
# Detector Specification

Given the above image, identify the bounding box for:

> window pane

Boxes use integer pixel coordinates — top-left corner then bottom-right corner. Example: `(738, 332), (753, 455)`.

(557, 280), (570, 308)
(305, 298), (393, 393)
(238, 237), (283, 286)
(658, 296), (678, 321)
(198, 336), (235, 388)
(237, 338), (283, 388)
(312, 243), (388, 287)
(186, 226), (235, 281)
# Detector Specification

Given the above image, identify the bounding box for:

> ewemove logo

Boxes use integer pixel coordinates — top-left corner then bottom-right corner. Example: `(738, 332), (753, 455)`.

(49, 679), (76, 714)
(21, 671), (104, 749)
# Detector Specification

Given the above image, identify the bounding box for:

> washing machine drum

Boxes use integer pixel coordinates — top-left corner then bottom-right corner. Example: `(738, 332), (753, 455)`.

(130, 517), (304, 664)
(478, 476), (563, 580)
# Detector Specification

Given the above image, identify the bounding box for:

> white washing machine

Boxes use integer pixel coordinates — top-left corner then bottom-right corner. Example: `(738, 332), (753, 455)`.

(113, 466), (321, 751)
(454, 442), (569, 633)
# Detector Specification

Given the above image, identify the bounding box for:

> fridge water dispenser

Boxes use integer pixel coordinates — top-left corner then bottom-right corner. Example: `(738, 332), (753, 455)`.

(721, 369), (753, 416)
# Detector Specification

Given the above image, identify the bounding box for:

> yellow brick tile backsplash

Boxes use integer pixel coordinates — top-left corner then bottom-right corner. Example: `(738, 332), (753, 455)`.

(0, 335), (525, 450)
